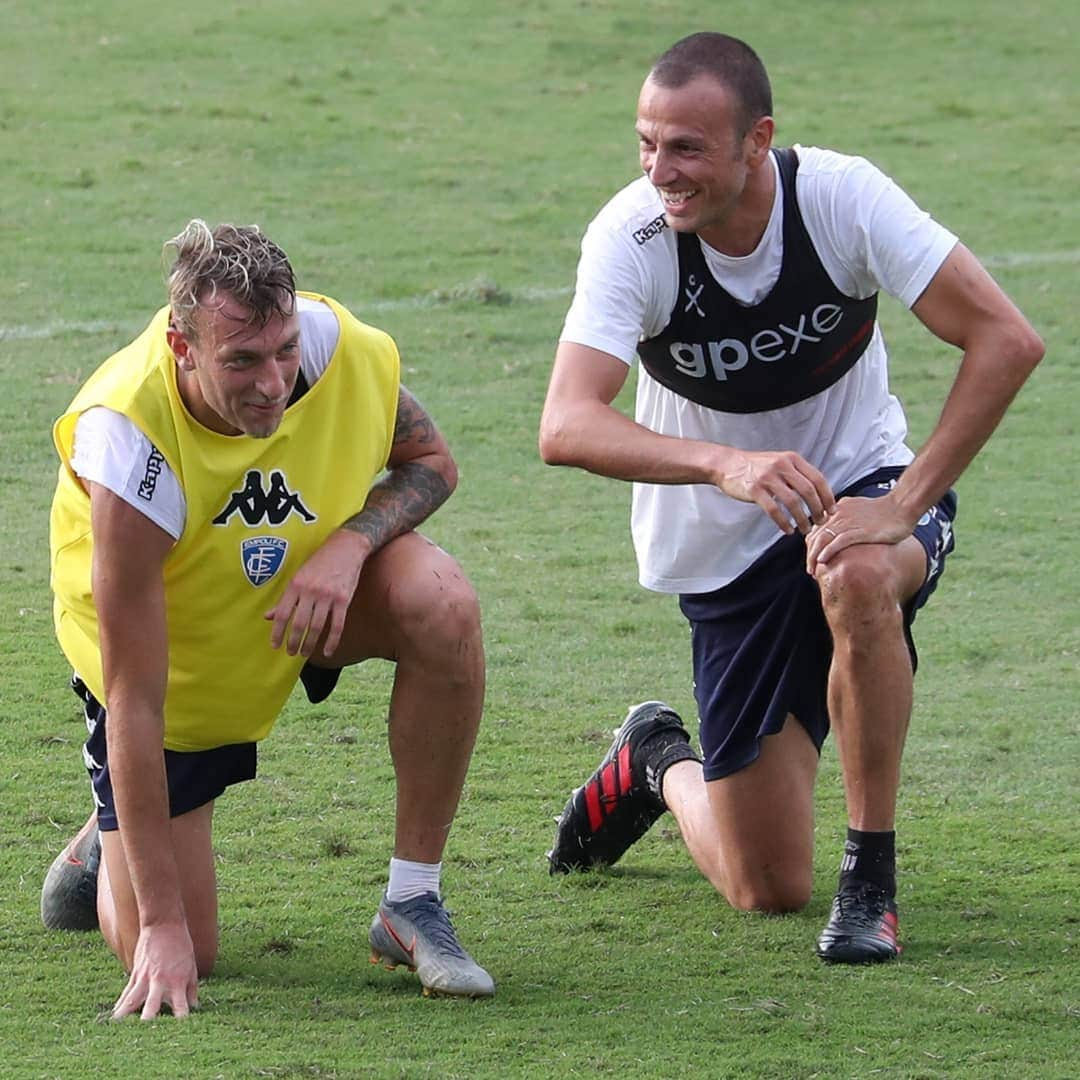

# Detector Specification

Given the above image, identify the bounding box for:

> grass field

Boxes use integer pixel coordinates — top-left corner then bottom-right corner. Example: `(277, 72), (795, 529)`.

(1, 1), (1077, 1077)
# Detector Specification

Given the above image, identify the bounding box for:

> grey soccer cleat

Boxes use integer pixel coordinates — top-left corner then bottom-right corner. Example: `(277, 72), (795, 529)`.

(369, 892), (495, 998)
(41, 822), (101, 931)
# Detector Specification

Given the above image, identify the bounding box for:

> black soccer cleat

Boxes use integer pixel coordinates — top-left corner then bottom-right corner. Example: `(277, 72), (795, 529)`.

(547, 701), (693, 874)
(816, 881), (901, 963)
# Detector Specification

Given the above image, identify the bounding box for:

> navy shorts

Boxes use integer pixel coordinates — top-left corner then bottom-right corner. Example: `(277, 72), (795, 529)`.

(678, 466), (957, 782)
(72, 676), (257, 832)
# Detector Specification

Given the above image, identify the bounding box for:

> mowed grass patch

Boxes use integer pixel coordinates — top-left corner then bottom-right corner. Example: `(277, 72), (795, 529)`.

(2, 1), (1077, 1077)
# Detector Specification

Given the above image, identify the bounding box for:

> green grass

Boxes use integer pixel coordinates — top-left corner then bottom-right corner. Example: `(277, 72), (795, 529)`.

(1, 1), (1077, 1077)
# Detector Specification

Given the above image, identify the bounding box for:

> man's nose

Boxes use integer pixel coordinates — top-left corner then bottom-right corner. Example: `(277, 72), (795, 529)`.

(255, 360), (288, 400)
(647, 146), (677, 186)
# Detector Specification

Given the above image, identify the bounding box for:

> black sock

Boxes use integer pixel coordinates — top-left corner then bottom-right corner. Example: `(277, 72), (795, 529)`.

(838, 828), (896, 896)
(639, 731), (701, 808)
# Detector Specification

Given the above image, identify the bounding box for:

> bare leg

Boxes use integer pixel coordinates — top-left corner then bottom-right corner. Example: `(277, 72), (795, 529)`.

(662, 714), (819, 913)
(98, 801), (218, 977)
(385, 577), (483, 861)
(815, 539), (926, 831)
(316, 532), (484, 863)
(320, 532), (494, 995)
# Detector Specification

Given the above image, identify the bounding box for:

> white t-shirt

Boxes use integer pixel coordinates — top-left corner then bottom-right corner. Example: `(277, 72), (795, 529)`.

(71, 296), (342, 540)
(560, 145), (958, 593)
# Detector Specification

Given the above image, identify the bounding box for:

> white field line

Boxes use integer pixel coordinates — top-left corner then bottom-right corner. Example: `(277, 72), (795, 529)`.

(982, 249), (1080, 267)
(2, 251), (1078, 344)
(0, 285), (573, 343)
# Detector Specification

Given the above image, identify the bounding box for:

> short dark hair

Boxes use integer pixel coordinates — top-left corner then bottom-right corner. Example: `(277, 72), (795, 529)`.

(650, 33), (773, 137)
(164, 219), (296, 340)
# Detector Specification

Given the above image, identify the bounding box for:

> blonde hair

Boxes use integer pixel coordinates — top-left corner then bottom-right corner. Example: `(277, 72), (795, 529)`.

(164, 219), (296, 339)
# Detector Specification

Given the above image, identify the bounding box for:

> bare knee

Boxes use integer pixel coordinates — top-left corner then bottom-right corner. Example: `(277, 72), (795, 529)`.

(722, 874), (812, 915)
(816, 547), (904, 638)
(338, 534), (484, 670)
(817, 545), (896, 609)
(388, 557), (482, 658)
(697, 720), (818, 916)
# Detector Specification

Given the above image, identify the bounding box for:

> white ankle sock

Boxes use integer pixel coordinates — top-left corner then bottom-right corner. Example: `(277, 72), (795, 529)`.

(387, 857), (442, 902)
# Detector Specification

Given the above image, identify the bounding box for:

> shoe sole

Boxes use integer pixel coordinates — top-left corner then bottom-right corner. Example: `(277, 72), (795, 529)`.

(368, 949), (492, 998)
(817, 940), (900, 963)
(369, 913), (495, 998)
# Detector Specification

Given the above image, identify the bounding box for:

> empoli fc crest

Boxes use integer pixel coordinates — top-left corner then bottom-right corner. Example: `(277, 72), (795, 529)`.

(242, 536), (289, 586)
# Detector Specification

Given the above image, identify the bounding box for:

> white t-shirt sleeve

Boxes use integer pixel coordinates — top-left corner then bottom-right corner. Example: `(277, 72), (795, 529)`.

(793, 145), (958, 308)
(71, 408), (186, 540)
(297, 295), (340, 382)
(561, 227), (650, 364)
(559, 180), (678, 364)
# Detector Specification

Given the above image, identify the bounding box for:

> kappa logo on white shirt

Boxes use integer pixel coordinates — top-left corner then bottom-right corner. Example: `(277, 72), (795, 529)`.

(137, 448), (166, 501)
(633, 214), (667, 246)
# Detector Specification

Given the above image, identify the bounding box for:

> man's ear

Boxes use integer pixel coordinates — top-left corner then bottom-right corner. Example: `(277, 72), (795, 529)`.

(167, 324), (196, 371)
(744, 115), (775, 169)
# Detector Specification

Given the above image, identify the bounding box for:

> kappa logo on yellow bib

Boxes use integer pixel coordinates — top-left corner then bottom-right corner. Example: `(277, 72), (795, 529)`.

(214, 469), (316, 527)
(242, 536), (289, 587)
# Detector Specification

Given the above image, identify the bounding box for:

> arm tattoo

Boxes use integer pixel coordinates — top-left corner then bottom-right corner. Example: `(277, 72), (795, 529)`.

(392, 388), (437, 448)
(340, 389), (451, 550)
(342, 462), (450, 549)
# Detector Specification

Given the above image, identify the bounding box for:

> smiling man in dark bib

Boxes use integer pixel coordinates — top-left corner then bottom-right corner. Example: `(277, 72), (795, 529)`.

(540, 32), (1043, 964)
